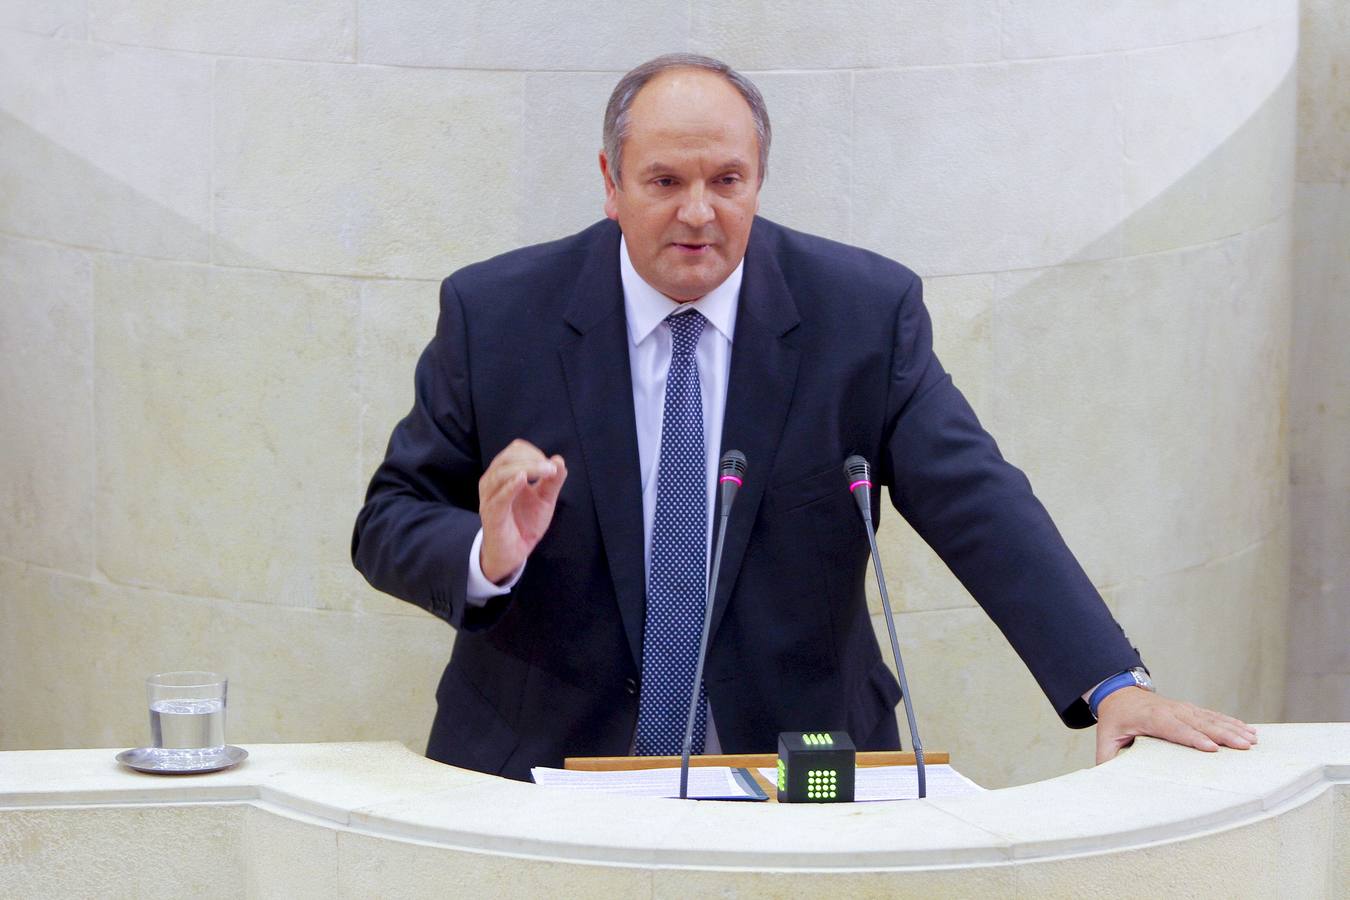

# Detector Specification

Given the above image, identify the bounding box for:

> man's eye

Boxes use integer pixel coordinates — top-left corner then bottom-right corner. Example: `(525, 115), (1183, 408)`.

(653, 177), (677, 188)
(718, 175), (742, 186)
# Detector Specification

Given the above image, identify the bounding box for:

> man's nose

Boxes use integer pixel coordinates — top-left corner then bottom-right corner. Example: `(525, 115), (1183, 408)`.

(676, 186), (714, 228)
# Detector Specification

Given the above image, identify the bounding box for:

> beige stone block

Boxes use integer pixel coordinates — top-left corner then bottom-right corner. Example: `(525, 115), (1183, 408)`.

(1000, 0), (1286, 59)
(691, 0), (1000, 68)
(1292, 182), (1350, 492)
(336, 829), (652, 898)
(1122, 18), (1298, 255)
(1289, 485), (1350, 678)
(520, 72), (615, 247)
(852, 57), (1124, 277)
(1011, 785), (1334, 898)
(1285, 674), (1350, 723)
(93, 255), (372, 612)
(0, 559), (447, 752)
(874, 606), (1095, 789)
(260, 742), (484, 822)
(925, 273), (997, 417)
(242, 805), (339, 898)
(1338, 784), (1350, 896)
(1103, 725), (1350, 807)
(88, 0), (356, 61)
(0, 31), (211, 260)
(652, 866), (1014, 899)
(1298, 0), (1350, 182)
(359, 279), (441, 482)
(0, 804), (246, 898)
(986, 220), (1291, 588)
(931, 763), (1263, 859)
(355, 277), (458, 618)
(213, 60), (523, 280)
(350, 774), (698, 862)
(1104, 731), (1311, 805)
(357, 0), (682, 69)
(1250, 522), (1292, 723)
(0, 235), (93, 574)
(1106, 534), (1288, 724)
(651, 791), (1006, 869)
(753, 71), (852, 240)
(0, 0), (85, 37)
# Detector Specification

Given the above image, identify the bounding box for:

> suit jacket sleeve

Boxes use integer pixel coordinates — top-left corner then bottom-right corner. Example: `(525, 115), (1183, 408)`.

(351, 277), (510, 632)
(880, 274), (1143, 728)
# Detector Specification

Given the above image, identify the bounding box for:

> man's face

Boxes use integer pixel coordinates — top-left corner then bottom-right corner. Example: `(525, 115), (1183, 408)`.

(601, 68), (761, 302)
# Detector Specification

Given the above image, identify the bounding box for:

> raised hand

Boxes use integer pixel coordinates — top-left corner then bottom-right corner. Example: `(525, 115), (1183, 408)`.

(477, 439), (568, 584)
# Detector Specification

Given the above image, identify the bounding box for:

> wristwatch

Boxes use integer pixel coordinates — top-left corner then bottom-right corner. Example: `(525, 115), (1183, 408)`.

(1088, 667), (1155, 719)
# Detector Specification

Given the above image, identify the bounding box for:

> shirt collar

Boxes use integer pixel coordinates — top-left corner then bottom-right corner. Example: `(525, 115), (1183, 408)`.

(620, 235), (741, 347)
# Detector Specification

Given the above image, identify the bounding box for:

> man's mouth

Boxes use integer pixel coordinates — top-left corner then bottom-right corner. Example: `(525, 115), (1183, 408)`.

(673, 242), (712, 254)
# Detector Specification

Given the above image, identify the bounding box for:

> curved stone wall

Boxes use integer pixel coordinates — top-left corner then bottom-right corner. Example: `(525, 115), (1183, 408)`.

(0, 2), (1298, 787)
(3, 727), (1348, 897)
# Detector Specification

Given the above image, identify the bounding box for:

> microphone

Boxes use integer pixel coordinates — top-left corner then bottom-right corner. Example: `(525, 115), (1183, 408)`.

(843, 455), (927, 799)
(680, 450), (747, 799)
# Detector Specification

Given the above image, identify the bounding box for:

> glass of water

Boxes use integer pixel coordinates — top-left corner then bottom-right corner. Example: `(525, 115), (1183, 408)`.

(146, 671), (227, 757)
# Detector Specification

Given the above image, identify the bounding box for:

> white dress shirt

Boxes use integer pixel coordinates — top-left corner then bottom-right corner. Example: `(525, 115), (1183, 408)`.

(467, 236), (743, 754)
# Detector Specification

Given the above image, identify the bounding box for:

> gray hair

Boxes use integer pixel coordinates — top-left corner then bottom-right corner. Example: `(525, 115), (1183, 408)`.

(603, 53), (771, 186)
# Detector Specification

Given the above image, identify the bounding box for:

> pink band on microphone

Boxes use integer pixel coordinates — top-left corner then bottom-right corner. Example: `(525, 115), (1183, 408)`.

(849, 479), (872, 492)
(719, 475), (743, 487)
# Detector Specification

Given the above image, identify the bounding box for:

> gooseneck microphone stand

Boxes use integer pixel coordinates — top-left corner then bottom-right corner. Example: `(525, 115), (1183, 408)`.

(844, 455), (927, 799)
(679, 450), (747, 800)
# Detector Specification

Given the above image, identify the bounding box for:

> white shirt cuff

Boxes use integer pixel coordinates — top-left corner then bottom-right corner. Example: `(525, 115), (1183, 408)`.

(466, 528), (524, 606)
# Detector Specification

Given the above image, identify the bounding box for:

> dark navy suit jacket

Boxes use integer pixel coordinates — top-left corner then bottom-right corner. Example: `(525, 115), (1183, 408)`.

(352, 217), (1142, 780)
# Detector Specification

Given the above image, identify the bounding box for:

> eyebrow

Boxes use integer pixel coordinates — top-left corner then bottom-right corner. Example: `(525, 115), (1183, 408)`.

(638, 157), (752, 177)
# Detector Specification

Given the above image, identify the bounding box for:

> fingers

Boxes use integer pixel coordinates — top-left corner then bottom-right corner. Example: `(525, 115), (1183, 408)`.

(480, 440), (559, 504)
(1176, 706), (1256, 751)
(477, 440), (567, 583)
(534, 455), (568, 505)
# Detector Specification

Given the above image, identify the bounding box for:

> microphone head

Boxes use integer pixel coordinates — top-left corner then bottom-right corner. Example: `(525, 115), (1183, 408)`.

(843, 455), (871, 487)
(720, 449), (747, 479)
(718, 450), (747, 511)
(843, 454), (873, 520)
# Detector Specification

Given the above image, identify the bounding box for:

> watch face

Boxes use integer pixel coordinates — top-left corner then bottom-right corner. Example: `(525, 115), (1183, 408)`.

(1131, 668), (1155, 691)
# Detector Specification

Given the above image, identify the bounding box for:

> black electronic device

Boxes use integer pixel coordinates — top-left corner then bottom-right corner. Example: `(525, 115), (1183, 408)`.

(775, 731), (856, 803)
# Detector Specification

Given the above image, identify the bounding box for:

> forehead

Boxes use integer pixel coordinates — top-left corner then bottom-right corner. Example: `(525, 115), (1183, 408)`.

(625, 68), (757, 149)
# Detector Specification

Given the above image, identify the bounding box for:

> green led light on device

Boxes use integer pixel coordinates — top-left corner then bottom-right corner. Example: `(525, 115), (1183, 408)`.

(777, 731), (855, 803)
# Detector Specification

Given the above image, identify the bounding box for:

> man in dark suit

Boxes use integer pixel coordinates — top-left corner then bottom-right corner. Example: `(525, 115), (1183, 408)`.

(352, 54), (1256, 781)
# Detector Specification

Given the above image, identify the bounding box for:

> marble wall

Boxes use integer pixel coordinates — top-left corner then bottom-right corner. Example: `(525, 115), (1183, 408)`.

(1287, 0), (1350, 722)
(0, 1), (1302, 787)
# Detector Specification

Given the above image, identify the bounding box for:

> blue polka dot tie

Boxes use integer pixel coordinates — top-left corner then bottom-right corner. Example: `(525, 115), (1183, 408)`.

(635, 310), (708, 756)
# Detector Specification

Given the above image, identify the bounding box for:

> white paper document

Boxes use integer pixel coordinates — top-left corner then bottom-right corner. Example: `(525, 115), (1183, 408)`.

(757, 763), (985, 801)
(530, 765), (766, 800)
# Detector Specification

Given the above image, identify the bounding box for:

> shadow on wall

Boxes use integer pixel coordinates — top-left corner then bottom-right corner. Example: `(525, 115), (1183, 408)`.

(0, 57), (1299, 785)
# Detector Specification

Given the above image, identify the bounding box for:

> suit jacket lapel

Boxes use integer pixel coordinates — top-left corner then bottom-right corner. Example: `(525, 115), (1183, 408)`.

(710, 220), (801, 639)
(558, 223), (647, 668)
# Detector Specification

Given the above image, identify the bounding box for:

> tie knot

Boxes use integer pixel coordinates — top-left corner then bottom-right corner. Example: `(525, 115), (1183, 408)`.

(666, 310), (706, 357)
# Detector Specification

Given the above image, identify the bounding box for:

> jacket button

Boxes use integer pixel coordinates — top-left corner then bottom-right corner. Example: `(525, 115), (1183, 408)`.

(624, 677), (638, 695)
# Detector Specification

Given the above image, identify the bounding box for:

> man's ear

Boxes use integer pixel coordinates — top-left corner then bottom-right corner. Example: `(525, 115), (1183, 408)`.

(599, 150), (620, 222)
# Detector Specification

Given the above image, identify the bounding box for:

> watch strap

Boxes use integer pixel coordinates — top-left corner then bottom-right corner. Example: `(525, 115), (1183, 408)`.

(1089, 668), (1151, 719)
